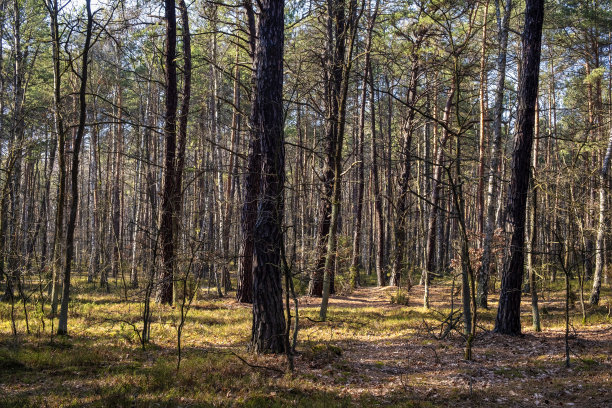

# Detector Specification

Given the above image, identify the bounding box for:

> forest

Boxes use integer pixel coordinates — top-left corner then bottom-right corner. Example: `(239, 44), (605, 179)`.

(0, 0), (611, 406)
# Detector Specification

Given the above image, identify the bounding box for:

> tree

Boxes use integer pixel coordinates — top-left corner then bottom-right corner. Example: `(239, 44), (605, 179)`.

(237, 0), (258, 304)
(478, 0), (512, 309)
(309, 0), (361, 297)
(250, 0), (286, 354)
(159, 0), (179, 305)
(494, 0), (544, 335)
(57, 0), (94, 335)
(591, 126), (612, 305)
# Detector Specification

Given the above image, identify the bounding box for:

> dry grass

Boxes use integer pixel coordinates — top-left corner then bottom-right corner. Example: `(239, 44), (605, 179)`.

(0, 276), (610, 407)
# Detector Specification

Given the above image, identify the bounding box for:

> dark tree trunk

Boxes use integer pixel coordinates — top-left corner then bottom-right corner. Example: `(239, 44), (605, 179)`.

(494, 0), (544, 335)
(310, 0), (360, 297)
(237, 0), (257, 304)
(250, 0), (286, 354)
(423, 84), (455, 308)
(369, 58), (385, 287)
(391, 31), (423, 286)
(57, 0), (93, 335)
(159, 0), (179, 305)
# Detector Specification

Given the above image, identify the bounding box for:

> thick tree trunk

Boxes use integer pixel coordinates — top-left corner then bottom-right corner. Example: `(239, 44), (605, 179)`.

(159, 0), (179, 305)
(494, 0), (544, 335)
(250, 0), (286, 354)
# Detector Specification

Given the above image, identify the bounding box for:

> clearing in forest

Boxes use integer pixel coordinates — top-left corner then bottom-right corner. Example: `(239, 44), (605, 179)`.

(0, 282), (611, 407)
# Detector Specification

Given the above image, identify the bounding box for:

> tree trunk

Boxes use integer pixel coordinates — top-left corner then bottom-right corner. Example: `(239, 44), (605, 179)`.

(309, 0), (360, 297)
(478, 0), (512, 308)
(528, 106), (541, 332)
(423, 84), (456, 309)
(57, 0), (93, 335)
(477, 0), (489, 242)
(494, 0), (544, 336)
(250, 0), (286, 354)
(350, 0), (378, 287)
(369, 59), (385, 287)
(237, 0), (257, 304)
(158, 0), (179, 305)
(591, 125), (612, 305)
(48, 0), (67, 317)
(391, 34), (423, 286)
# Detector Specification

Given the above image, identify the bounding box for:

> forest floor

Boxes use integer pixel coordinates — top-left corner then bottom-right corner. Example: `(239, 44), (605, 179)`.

(1, 277), (611, 407)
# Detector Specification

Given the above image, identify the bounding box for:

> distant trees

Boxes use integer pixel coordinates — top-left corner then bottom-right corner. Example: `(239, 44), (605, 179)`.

(1, 0), (611, 343)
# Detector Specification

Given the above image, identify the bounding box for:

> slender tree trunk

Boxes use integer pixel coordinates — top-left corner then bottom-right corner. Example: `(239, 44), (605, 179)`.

(310, 0), (360, 297)
(111, 84), (123, 280)
(237, 0), (257, 304)
(222, 47), (240, 293)
(57, 0), (93, 334)
(477, 0), (490, 242)
(478, 0), (512, 308)
(528, 106), (541, 331)
(350, 0), (378, 287)
(494, 0), (544, 335)
(423, 84), (456, 309)
(369, 60), (385, 287)
(48, 0), (67, 317)
(319, 0), (360, 315)
(591, 125), (612, 304)
(391, 32), (423, 287)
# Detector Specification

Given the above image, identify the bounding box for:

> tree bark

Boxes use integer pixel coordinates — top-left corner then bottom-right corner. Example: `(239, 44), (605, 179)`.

(159, 0), (179, 305)
(391, 30), (423, 287)
(57, 0), (93, 335)
(494, 0), (544, 335)
(591, 125), (612, 305)
(237, 0), (258, 304)
(423, 84), (455, 309)
(369, 59), (385, 287)
(47, 0), (67, 317)
(349, 0), (378, 287)
(309, 0), (360, 297)
(478, 0), (512, 308)
(250, 0), (286, 354)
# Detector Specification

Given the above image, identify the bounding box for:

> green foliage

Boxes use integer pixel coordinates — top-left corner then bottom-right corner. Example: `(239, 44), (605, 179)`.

(390, 290), (410, 306)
